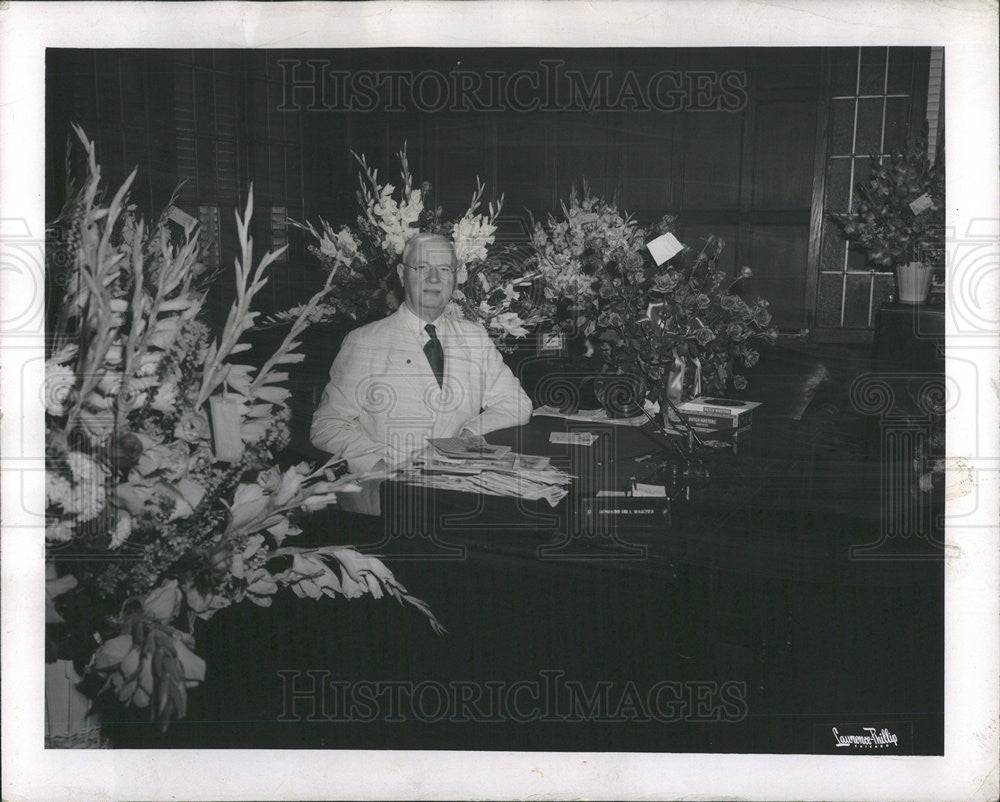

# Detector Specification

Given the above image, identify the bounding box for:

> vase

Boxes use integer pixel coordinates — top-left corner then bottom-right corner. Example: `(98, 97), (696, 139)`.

(209, 395), (245, 462)
(895, 262), (933, 304)
(45, 659), (105, 748)
(664, 355), (703, 404)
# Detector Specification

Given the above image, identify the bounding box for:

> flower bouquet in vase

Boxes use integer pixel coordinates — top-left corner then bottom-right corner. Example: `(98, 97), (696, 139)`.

(45, 128), (444, 742)
(528, 184), (779, 419)
(275, 143), (544, 352)
(830, 132), (944, 304)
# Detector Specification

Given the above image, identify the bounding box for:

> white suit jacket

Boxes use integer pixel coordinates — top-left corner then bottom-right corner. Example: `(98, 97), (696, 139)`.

(311, 303), (532, 473)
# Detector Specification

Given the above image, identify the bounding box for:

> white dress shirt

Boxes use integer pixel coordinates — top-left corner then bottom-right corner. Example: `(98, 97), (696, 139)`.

(311, 303), (532, 473)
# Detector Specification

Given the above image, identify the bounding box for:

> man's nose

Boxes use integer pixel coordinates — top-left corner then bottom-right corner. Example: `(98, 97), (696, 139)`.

(425, 267), (443, 282)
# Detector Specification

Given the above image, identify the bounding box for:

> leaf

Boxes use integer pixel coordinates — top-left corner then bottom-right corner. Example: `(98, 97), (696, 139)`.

(272, 352), (305, 365)
(252, 385), (291, 405)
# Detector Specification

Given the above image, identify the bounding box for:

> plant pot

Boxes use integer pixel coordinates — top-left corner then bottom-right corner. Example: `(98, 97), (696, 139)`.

(45, 659), (105, 748)
(895, 262), (933, 304)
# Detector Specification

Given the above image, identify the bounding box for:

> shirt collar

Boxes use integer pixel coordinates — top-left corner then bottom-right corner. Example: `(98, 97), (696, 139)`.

(398, 301), (447, 339)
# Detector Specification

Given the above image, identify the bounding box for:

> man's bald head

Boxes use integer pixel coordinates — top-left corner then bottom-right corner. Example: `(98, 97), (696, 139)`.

(397, 233), (458, 323)
(401, 233), (457, 269)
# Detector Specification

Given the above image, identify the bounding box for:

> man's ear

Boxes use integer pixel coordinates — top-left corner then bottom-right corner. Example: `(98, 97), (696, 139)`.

(396, 262), (405, 284)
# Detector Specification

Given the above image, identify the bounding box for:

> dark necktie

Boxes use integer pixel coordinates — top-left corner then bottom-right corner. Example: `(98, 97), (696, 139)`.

(423, 323), (444, 388)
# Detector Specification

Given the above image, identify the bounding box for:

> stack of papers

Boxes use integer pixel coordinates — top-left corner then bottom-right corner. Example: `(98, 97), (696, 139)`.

(533, 401), (656, 428)
(427, 437), (512, 460)
(395, 443), (572, 507)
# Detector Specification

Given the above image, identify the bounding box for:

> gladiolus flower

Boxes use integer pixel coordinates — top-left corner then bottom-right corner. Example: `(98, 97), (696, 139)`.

(143, 580), (182, 623)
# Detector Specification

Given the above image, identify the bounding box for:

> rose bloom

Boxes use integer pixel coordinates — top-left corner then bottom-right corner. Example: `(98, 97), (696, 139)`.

(696, 327), (715, 345)
(753, 306), (772, 327)
(744, 349), (760, 368)
(696, 293), (711, 309)
(733, 375), (748, 390)
(174, 410), (211, 444)
(720, 294), (739, 311)
(653, 272), (679, 292)
(726, 322), (744, 340)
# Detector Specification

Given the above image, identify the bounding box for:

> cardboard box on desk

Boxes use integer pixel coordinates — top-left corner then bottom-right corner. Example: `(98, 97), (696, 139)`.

(667, 396), (761, 427)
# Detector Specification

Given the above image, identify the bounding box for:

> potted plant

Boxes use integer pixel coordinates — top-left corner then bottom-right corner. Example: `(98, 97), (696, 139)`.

(830, 132), (944, 304)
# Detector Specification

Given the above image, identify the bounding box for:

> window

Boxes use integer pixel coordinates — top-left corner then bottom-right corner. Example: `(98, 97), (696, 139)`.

(815, 47), (931, 339)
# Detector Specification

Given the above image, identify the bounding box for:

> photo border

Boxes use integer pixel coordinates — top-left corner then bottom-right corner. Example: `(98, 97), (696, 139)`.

(2, 2), (997, 800)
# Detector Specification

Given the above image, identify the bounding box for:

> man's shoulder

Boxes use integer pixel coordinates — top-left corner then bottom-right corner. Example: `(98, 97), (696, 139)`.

(344, 310), (403, 342)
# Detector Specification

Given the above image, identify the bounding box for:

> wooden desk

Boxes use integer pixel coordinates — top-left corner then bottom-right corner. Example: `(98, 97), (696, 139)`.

(104, 415), (943, 755)
(874, 302), (945, 370)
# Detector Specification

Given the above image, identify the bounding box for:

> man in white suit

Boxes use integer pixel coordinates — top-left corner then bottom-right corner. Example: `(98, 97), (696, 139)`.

(311, 233), (532, 473)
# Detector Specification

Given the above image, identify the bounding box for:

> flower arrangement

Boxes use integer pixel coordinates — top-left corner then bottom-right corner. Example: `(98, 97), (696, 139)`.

(829, 133), (944, 268)
(272, 145), (540, 348)
(45, 128), (444, 736)
(527, 185), (779, 403)
(448, 243), (550, 352)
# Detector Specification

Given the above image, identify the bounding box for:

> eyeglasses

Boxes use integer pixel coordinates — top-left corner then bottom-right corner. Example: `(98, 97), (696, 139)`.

(403, 262), (456, 276)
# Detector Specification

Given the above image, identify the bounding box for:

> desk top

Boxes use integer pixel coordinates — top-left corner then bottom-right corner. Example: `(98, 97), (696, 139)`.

(320, 412), (939, 587)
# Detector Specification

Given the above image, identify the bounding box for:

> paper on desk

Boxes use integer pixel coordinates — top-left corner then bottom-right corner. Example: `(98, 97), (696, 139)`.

(397, 468), (569, 507)
(549, 431), (599, 446)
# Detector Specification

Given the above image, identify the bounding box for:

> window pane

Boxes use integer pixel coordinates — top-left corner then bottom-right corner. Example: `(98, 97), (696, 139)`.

(872, 272), (896, 312)
(859, 47), (888, 95)
(886, 48), (915, 94)
(817, 273), (844, 327)
(883, 96), (912, 155)
(847, 241), (869, 272)
(854, 97), (884, 155)
(830, 98), (856, 156)
(843, 273), (873, 328)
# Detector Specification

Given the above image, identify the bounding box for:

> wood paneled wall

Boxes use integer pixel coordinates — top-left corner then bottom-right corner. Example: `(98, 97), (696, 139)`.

(46, 47), (932, 337)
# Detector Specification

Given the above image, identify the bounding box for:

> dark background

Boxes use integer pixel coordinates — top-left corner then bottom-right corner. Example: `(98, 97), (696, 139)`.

(46, 47), (938, 341)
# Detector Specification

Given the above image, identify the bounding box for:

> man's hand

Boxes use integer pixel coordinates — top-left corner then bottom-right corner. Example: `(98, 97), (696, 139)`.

(457, 429), (487, 448)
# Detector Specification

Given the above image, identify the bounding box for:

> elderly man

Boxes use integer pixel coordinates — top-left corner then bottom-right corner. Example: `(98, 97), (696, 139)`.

(311, 232), (532, 473)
